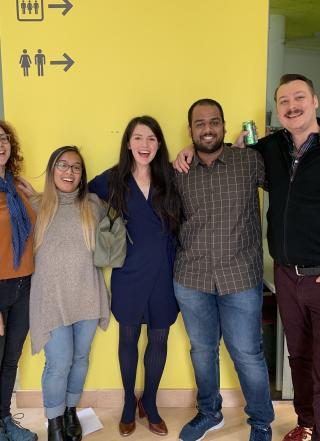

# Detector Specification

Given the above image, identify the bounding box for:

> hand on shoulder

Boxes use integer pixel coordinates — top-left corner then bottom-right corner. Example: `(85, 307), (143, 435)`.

(172, 144), (194, 173)
(16, 176), (36, 198)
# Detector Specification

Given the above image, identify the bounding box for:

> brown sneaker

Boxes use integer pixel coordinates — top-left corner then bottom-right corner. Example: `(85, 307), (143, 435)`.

(282, 425), (313, 441)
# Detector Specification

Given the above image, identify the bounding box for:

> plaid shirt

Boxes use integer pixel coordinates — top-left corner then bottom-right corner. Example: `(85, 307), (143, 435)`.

(174, 144), (266, 294)
(284, 130), (320, 179)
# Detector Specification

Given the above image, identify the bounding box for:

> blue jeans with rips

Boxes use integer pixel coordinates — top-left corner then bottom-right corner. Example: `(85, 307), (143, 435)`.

(174, 281), (274, 429)
(42, 319), (98, 419)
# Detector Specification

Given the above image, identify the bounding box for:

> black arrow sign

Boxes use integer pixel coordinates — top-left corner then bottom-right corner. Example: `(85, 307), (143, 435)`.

(50, 53), (74, 72)
(48, 0), (73, 16)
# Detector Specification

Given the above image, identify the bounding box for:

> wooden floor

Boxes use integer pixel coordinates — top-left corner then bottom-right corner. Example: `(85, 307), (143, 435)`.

(12, 400), (296, 441)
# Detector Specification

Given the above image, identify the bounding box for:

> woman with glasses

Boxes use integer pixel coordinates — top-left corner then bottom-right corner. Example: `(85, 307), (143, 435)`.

(22, 146), (110, 441)
(89, 116), (182, 437)
(0, 121), (38, 441)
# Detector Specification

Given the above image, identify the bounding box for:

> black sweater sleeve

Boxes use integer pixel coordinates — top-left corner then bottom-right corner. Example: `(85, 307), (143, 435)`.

(88, 169), (111, 202)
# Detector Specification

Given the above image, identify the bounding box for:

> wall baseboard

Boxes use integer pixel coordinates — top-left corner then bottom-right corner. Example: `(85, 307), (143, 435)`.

(16, 389), (245, 408)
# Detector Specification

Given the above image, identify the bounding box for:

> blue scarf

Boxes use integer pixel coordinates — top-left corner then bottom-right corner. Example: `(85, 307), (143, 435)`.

(0, 171), (32, 269)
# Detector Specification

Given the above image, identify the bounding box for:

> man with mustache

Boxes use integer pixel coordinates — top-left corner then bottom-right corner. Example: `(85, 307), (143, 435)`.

(174, 74), (320, 441)
(173, 98), (274, 441)
(255, 74), (320, 441)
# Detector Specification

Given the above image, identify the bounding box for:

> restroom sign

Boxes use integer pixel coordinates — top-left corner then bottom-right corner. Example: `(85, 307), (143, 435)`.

(19, 49), (75, 76)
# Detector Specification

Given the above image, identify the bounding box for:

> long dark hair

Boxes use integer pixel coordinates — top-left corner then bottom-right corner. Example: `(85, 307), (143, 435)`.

(109, 116), (181, 235)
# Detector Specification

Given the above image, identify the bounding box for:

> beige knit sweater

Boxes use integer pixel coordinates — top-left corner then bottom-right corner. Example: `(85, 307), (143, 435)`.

(30, 190), (110, 354)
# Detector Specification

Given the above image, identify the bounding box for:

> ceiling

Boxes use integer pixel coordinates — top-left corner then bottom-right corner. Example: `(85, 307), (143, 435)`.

(270, 0), (320, 50)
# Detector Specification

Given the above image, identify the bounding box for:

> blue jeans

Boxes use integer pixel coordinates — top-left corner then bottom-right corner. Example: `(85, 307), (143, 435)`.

(174, 281), (274, 428)
(42, 319), (98, 419)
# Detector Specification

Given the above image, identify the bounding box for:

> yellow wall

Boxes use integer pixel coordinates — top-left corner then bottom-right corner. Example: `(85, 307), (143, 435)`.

(0, 0), (269, 390)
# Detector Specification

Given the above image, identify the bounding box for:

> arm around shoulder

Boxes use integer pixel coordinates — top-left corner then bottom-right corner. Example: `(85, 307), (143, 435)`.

(88, 169), (112, 201)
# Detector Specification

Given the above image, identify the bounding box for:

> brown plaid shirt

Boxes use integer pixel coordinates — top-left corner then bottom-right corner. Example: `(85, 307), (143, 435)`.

(174, 145), (266, 294)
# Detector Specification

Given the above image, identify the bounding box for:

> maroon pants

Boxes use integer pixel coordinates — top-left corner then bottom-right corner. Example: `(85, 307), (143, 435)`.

(274, 263), (320, 441)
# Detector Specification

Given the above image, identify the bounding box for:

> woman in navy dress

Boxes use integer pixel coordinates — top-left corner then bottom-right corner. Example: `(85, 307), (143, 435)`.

(89, 116), (182, 437)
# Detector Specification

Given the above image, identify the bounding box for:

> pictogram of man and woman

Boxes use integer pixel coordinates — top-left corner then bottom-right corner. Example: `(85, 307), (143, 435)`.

(19, 49), (46, 76)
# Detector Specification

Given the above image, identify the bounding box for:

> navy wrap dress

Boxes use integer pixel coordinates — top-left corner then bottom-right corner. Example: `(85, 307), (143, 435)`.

(89, 170), (179, 329)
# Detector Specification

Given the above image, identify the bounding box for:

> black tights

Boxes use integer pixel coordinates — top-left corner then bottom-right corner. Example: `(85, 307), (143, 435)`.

(118, 324), (169, 424)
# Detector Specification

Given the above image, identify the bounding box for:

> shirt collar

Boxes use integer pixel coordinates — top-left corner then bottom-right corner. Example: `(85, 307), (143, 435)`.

(191, 144), (228, 169)
(283, 129), (320, 155)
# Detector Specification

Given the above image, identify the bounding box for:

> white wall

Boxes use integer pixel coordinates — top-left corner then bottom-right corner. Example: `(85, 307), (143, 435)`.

(266, 15), (285, 127)
(284, 48), (320, 116)
(266, 16), (320, 126)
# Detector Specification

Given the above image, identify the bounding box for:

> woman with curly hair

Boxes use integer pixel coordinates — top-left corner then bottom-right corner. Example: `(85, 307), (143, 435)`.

(0, 120), (37, 441)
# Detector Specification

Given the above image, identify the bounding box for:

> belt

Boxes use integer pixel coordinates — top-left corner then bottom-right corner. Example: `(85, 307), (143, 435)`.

(291, 265), (320, 276)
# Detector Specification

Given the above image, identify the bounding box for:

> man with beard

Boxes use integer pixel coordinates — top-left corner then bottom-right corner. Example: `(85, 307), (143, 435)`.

(173, 99), (274, 441)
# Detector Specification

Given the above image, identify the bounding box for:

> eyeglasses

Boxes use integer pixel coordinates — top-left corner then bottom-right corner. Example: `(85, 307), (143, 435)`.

(55, 160), (82, 174)
(0, 134), (11, 144)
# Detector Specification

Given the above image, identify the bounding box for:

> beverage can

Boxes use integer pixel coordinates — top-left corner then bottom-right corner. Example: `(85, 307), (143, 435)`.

(242, 120), (258, 145)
